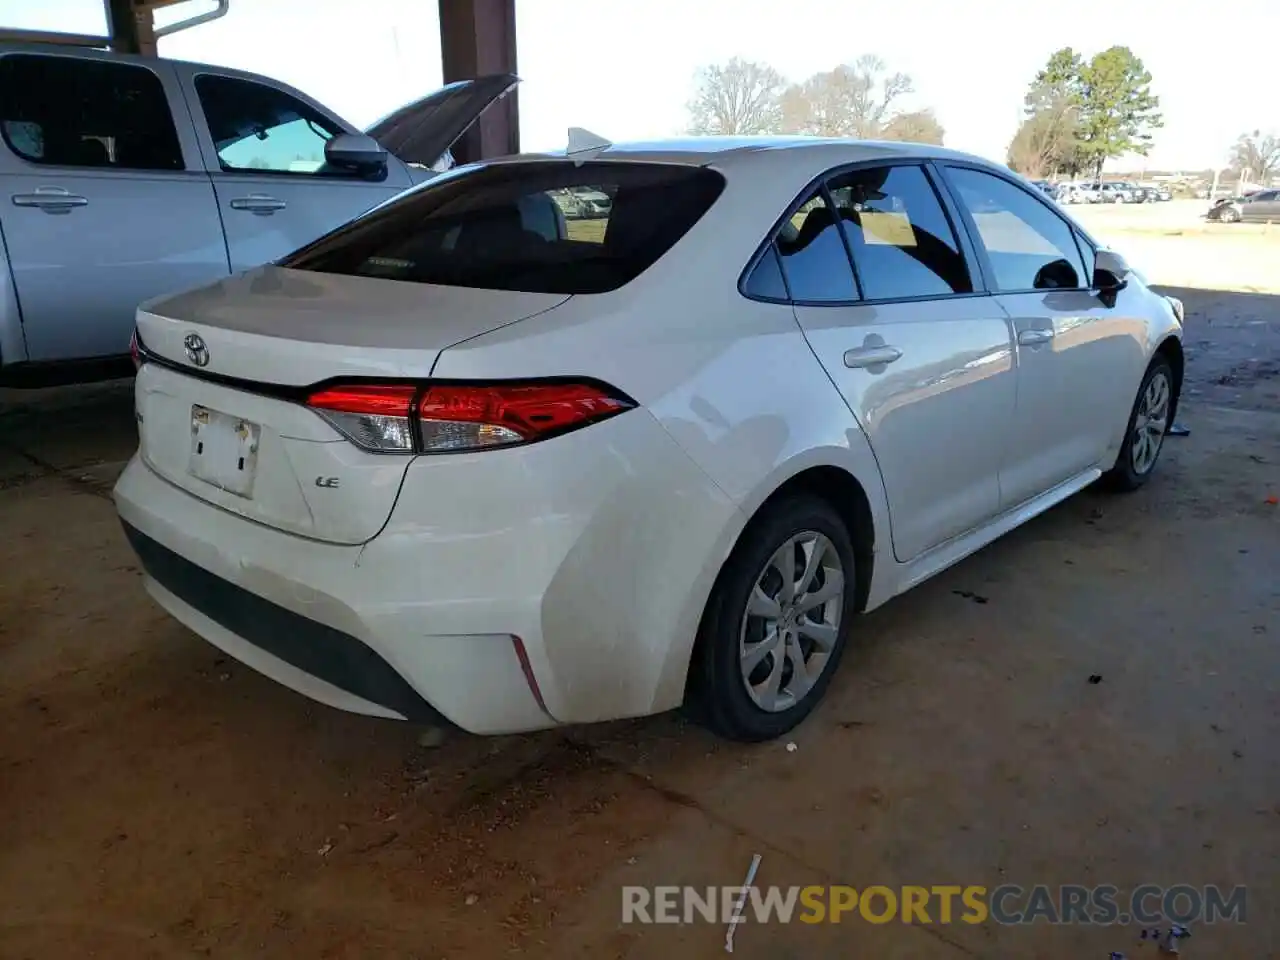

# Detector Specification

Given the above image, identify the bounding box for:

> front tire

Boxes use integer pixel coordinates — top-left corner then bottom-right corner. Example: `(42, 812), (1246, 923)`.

(691, 495), (858, 742)
(1104, 358), (1174, 492)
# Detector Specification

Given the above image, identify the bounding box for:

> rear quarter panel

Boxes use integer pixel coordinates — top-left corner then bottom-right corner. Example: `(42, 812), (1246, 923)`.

(428, 162), (899, 710)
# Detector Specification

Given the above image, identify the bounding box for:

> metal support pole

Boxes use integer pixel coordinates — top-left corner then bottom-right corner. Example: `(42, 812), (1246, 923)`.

(106, 0), (156, 55)
(438, 0), (518, 163)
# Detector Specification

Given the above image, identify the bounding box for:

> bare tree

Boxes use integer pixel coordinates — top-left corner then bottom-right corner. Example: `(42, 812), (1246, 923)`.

(1229, 130), (1280, 184)
(881, 109), (945, 145)
(687, 58), (786, 135)
(1007, 96), (1080, 179)
(779, 56), (915, 139)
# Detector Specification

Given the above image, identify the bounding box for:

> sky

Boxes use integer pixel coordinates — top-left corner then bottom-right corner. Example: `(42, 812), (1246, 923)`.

(5, 0), (1277, 171)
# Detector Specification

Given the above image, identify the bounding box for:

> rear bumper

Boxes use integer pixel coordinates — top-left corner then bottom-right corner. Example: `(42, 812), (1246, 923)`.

(113, 406), (741, 733)
(115, 456), (554, 733)
(121, 520), (445, 723)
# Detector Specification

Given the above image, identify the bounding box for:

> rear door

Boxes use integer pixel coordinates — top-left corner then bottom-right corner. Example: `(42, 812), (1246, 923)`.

(177, 66), (414, 271)
(0, 50), (227, 362)
(779, 162), (1016, 562)
(939, 163), (1139, 508)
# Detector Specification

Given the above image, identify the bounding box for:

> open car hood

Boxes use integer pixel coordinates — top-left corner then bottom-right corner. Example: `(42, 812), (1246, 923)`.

(364, 73), (519, 167)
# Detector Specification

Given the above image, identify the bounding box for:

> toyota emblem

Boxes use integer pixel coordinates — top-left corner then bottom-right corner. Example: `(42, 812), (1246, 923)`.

(183, 333), (210, 367)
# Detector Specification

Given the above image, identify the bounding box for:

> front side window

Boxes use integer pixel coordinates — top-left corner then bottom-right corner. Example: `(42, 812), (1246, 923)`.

(945, 166), (1089, 292)
(773, 191), (859, 302)
(0, 54), (183, 171)
(195, 75), (346, 176)
(283, 161), (725, 295)
(827, 164), (972, 300)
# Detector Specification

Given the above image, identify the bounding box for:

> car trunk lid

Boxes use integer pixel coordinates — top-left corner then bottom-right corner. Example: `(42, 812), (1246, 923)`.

(133, 266), (568, 544)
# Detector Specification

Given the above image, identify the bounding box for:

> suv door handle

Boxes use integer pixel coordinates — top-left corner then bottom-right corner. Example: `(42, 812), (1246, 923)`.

(12, 188), (88, 213)
(230, 194), (287, 215)
(1017, 329), (1054, 346)
(843, 344), (903, 369)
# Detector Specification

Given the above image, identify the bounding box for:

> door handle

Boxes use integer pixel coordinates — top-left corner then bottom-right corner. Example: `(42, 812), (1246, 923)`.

(12, 188), (88, 214)
(1017, 329), (1054, 346)
(843, 344), (903, 369)
(230, 194), (287, 215)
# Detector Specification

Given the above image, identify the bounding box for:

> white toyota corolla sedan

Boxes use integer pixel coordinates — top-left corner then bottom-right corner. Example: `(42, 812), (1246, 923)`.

(115, 137), (1184, 741)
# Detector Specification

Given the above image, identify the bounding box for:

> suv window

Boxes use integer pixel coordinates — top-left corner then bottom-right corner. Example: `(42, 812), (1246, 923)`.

(827, 165), (972, 300)
(0, 54), (183, 171)
(282, 161), (726, 295)
(945, 167), (1089, 292)
(774, 191), (859, 302)
(195, 75), (349, 177)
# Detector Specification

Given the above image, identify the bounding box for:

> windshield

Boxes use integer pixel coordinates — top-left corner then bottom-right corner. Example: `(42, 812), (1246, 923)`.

(281, 160), (725, 295)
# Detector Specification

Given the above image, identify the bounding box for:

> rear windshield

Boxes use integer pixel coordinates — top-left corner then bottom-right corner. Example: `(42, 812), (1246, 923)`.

(281, 160), (726, 294)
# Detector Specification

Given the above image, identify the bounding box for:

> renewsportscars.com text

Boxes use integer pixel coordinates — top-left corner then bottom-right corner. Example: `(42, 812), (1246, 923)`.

(621, 884), (1247, 926)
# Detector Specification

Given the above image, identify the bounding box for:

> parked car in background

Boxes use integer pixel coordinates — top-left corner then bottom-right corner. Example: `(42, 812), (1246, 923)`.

(570, 186), (612, 217)
(117, 138), (1185, 741)
(1068, 182), (1101, 204)
(1095, 182), (1133, 203)
(1207, 189), (1280, 222)
(0, 43), (517, 385)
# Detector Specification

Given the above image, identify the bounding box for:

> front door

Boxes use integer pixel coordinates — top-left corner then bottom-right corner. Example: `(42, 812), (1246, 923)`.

(778, 164), (1016, 562)
(179, 71), (413, 271)
(940, 164), (1139, 508)
(0, 52), (227, 362)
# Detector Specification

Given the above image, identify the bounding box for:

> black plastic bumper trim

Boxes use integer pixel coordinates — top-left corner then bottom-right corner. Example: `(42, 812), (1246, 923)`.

(121, 520), (441, 723)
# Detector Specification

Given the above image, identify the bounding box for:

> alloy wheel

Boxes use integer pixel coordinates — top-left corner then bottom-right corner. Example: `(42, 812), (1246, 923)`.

(1131, 370), (1170, 475)
(738, 531), (844, 713)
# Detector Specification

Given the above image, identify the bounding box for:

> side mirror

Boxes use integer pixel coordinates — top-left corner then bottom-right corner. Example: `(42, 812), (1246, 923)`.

(1090, 245), (1131, 288)
(1032, 257), (1082, 290)
(323, 134), (388, 179)
(1092, 248), (1130, 303)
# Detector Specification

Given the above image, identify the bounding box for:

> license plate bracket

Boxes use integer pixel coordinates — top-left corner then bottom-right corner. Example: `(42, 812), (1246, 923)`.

(188, 405), (260, 499)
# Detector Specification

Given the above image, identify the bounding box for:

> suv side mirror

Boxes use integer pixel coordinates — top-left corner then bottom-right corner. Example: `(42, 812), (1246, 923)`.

(324, 134), (388, 179)
(1092, 248), (1130, 305)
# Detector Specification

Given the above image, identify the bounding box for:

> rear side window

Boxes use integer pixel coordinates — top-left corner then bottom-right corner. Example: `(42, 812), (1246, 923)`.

(0, 54), (183, 171)
(827, 165), (972, 300)
(774, 191), (859, 302)
(743, 244), (789, 300)
(283, 161), (725, 294)
(945, 166), (1089, 292)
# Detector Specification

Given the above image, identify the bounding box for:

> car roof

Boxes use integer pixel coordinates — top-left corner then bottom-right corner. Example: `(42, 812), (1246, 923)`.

(489, 135), (1003, 176)
(482, 136), (1031, 200)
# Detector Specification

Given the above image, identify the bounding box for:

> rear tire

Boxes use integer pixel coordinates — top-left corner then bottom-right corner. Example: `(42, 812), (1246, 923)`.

(1104, 357), (1174, 492)
(690, 494), (858, 742)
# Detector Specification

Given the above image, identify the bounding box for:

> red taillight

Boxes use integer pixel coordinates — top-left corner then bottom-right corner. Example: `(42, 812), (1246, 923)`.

(307, 384), (417, 417)
(416, 382), (633, 452)
(306, 384), (418, 454)
(304, 380), (634, 454)
(129, 330), (142, 370)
